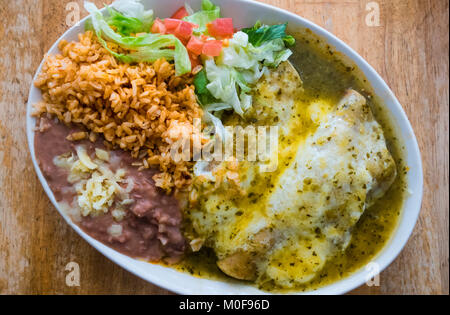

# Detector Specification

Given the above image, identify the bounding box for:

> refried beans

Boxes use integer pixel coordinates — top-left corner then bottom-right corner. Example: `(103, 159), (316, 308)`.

(34, 117), (186, 263)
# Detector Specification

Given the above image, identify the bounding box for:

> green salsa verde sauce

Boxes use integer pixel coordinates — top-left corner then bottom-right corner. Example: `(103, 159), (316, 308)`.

(170, 28), (409, 293)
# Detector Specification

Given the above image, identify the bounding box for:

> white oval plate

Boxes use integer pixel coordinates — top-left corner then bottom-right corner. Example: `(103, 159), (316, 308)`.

(27, 0), (423, 295)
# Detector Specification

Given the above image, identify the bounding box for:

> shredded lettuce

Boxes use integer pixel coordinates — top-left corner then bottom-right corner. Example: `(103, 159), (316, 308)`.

(84, 1), (191, 76)
(106, 0), (153, 35)
(201, 0), (217, 11)
(111, 0), (154, 27)
(106, 7), (147, 36)
(194, 69), (219, 105)
(183, 0), (221, 35)
(199, 30), (293, 117)
(204, 59), (249, 116)
(204, 103), (233, 112)
(265, 47), (293, 67)
(241, 21), (295, 47)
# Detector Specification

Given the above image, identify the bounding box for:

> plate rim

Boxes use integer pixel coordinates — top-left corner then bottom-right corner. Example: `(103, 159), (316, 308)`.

(26, 0), (424, 295)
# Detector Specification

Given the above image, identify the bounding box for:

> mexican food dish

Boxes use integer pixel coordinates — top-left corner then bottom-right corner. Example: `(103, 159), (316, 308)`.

(32, 0), (408, 292)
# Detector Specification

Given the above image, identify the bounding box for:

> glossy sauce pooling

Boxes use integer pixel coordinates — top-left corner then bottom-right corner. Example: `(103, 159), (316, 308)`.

(174, 29), (408, 292)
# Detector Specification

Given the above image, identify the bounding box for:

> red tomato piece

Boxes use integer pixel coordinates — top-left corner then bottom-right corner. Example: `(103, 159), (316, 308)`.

(185, 21), (199, 28)
(174, 21), (194, 41)
(187, 36), (205, 56)
(164, 18), (182, 32)
(151, 18), (166, 34)
(171, 7), (189, 19)
(202, 40), (223, 57)
(207, 18), (234, 38)
(165, 19), (198, 32)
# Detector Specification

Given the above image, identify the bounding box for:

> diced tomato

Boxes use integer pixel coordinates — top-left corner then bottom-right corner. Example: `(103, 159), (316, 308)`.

(165, 19), (198, 32)
(164, 18), (182, 32)
(174, 21), (194, 41)
(202, 40), (223, 57)
(214, 18), (234, 35)
(187, 36), (204, 56)
(207, 18), (234, 38)
(171, 6), (189, 19)
(151, 18), (166, 34)
(185, 21), (199, 29)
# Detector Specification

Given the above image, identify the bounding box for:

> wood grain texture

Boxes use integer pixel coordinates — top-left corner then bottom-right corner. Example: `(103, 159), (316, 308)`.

(0, 0), (448, 295)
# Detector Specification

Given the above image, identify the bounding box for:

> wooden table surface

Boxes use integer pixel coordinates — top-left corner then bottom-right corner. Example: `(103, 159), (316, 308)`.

(0, 0), (448, 295)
